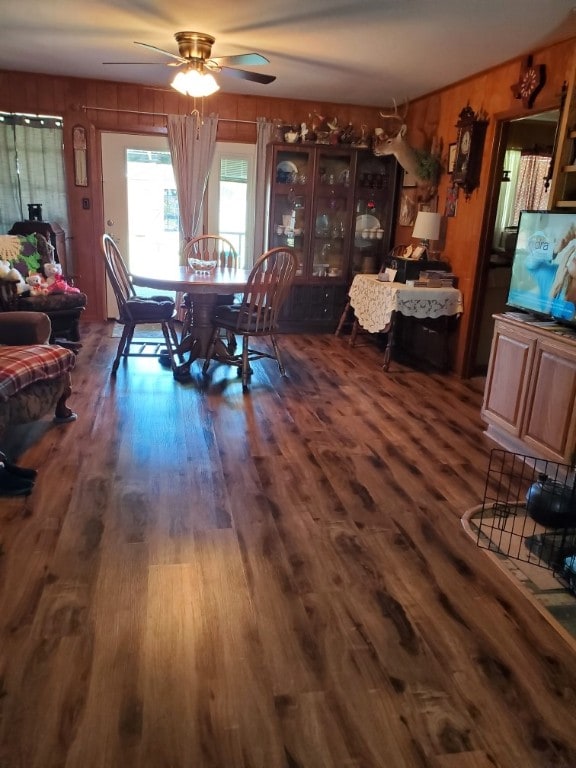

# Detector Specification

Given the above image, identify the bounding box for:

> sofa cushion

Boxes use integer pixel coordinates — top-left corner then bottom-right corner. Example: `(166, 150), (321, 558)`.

(0, 344), (75, 401)
(17, 292), (88, 311)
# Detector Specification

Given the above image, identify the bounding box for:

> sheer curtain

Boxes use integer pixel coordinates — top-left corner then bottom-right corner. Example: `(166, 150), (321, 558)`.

(512, 151), (552, 223)
(253, 118), (275, 261)
(167, 112), (218, 321)
(0, 115), (68, 233)
(493, 149), (521, 249)
(167, 112), (219, 263)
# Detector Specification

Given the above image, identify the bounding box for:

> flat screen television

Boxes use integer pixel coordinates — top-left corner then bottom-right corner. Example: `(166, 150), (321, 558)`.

(507, 209), (576, 323)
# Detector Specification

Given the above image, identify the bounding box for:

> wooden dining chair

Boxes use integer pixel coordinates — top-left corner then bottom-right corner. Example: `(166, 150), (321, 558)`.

(180, 235), (239, 340)
(101, 234), (180, 374)
(202, 246), (298, 391)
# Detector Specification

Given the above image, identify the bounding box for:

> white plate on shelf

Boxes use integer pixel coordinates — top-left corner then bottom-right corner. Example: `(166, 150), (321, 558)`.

(355, 214), (380, 233)
(277, 160), (298, 175)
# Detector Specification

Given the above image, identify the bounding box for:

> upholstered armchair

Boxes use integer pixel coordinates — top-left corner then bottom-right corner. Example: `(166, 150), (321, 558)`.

(0, 312), (77, 439)
(0, 231), (87, 349)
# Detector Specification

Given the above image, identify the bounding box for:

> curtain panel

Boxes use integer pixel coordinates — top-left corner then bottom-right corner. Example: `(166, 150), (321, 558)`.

(253, 118), (275, 261)
(167, 113), (219, 262)
(0, 115), (68, 234)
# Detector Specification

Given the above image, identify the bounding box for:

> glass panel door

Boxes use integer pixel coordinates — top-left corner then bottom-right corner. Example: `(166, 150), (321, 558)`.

(312, 149), (353, 279)
(269, 146), (311, 276)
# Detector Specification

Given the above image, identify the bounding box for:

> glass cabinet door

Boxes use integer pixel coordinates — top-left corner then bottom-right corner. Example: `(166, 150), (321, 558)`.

(351, 153), (400, 275)
(311, 149), (353, 280)
(269, 146), (311, 277)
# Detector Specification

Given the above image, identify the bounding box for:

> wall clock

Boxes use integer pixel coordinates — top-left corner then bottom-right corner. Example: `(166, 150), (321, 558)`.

(511, 55), (546, 109)
(452, 105), (489, 199)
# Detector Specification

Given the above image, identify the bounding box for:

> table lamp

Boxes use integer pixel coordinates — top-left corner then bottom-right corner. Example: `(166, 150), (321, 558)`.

(411, 211), (441, 258)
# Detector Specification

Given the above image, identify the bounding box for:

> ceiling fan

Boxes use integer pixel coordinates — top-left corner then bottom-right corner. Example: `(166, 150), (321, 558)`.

(105, 32), (276, 96)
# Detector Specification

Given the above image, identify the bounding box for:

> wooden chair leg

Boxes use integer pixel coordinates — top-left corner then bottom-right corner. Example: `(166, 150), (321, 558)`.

(112, 324), (132, 373)
(349, 319), (360, 347)
(241, 335), (250, 391)
(270, 334), (285, 376)
(335, 300), (351, 337)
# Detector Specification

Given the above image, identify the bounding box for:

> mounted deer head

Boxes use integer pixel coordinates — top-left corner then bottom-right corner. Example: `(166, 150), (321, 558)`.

(374, 125), (441, 202)
(373, 100), (441, 202)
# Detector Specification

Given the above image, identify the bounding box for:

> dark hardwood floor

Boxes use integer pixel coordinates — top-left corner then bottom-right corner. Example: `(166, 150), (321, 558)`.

(1, 323), (576, 768)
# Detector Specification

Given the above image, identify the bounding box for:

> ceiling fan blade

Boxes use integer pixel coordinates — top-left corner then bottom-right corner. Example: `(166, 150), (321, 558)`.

(219, 67), (276, 84)
(134, 41), (186, 64)
(103, 61), (174, 65)
(209, 53), (270, 67)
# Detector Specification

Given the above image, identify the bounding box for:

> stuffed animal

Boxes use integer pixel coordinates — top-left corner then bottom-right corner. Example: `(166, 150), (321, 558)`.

(0, 260), (29, 295)
(0, 259), (9, 279)
(25, 272), (49, 296)
(44, 262), (81, 294)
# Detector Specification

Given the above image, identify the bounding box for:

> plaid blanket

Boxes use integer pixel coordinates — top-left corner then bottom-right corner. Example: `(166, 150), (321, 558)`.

(0, 344), (75, 401)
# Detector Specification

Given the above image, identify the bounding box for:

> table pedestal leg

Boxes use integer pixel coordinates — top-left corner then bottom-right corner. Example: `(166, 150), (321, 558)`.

(173, 293), (219, 380)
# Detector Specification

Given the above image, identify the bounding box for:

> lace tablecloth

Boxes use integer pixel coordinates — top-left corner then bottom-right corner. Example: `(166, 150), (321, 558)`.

(349, 274), (464, 333)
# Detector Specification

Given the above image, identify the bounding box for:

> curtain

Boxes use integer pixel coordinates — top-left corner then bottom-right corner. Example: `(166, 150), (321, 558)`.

(0, 115), (68, 234)
(253, 118), (275, 261)
(167, 113), (219, 265)
(512, 153), (552, 224)
(493, 149), (521, 249)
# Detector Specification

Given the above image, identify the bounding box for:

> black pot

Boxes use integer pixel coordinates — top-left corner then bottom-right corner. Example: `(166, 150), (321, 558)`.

(525, 474), (576, 528)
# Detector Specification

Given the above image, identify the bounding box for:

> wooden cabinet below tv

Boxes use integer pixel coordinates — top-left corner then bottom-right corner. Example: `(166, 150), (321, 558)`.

(482, 314), (576, 464)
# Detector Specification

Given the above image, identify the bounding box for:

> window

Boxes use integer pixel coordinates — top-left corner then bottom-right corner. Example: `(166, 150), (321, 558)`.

(207, 143), (256, 267)
(0, 113), (68, 234)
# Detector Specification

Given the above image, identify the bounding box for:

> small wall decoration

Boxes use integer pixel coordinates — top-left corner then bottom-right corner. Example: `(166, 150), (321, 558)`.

(444, 184), (458, 217)
(398, 189), (418, 227)
(73, 125), (88, 187)
(511, 55), (546, 109)
(448, 143), (457, 174)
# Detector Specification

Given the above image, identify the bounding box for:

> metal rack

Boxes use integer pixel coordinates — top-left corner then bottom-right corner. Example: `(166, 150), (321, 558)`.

(473, 450), (576, 593)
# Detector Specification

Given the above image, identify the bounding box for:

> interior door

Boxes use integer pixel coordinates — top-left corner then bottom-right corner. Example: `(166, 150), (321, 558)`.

(101, 132), (177, 316)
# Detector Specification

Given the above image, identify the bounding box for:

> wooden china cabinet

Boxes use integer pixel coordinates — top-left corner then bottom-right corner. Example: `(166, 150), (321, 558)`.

(266, 142), (401, 331)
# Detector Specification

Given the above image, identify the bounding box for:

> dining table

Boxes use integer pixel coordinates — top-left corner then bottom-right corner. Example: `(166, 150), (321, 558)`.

(131, 264), (252, 380)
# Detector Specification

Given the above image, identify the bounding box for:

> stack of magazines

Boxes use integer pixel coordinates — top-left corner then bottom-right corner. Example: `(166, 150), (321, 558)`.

(419, 270), (458, 287)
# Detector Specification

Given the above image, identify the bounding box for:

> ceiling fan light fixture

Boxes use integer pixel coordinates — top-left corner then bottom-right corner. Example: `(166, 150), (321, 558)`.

(171, 69), (220, 97)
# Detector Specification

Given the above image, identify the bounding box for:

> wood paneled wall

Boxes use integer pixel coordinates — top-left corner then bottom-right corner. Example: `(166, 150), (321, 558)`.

(0, 36), (574, 375)
(401, 38), (575, 375)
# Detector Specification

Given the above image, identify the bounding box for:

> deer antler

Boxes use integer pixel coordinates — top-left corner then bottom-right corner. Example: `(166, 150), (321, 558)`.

(378, 98), (409, 123)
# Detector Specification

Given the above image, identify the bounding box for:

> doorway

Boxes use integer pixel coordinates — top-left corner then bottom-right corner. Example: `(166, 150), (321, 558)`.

(101, 132), (179, 315)
(473, 109), (559, 372)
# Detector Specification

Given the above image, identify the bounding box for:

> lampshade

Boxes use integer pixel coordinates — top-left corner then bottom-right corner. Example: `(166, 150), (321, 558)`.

(171, 69), (220, 98)
(412, 211), (441, 243)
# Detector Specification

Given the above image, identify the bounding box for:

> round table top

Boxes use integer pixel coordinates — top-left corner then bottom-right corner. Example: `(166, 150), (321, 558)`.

(131, 265), (252, 294)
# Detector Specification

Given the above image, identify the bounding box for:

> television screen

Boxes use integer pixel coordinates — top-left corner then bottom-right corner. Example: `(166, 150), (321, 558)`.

(507, 210), (576, 322)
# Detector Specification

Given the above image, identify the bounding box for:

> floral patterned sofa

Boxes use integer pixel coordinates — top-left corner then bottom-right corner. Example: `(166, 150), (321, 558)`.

(0, 312), (77, 437)
(0, 231), (87, 347)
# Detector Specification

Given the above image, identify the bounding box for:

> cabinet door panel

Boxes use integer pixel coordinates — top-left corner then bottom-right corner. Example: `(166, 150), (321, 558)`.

(482, 326), (535, 434)
(524, 344), (576, 461)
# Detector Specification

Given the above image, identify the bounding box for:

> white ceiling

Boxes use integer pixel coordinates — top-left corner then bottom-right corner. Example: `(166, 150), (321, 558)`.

(1, 0), (575, 108)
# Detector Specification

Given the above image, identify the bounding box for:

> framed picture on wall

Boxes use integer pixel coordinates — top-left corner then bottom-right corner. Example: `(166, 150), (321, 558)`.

(445, 184), (458, 217)
(448, 143), (457, 174)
